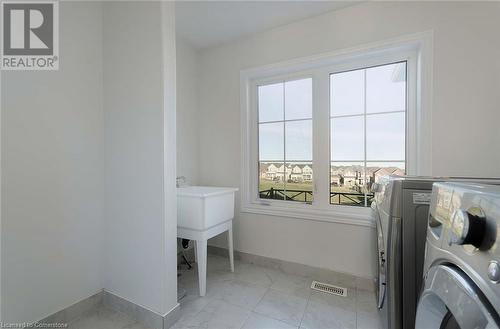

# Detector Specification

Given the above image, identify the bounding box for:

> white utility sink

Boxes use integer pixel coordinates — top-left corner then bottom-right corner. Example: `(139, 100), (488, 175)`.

(177, 185), (238, 296)
(177, 186), (238, 230)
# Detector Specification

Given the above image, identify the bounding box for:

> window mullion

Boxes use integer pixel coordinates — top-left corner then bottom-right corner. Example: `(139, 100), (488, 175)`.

(282, 82), (286, 201)
(312, 70), (330, 208)
(363, 69), (368, 207)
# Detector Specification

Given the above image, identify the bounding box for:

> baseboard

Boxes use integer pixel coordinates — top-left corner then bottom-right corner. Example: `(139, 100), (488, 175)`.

(37, 291), (103, 326)
(163, 303), (182, 329)
(207, 245), (375, 292)
(103, 290), (181, 329)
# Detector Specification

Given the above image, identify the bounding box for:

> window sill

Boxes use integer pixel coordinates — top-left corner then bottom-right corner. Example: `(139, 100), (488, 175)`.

(241, 202), (375, 228)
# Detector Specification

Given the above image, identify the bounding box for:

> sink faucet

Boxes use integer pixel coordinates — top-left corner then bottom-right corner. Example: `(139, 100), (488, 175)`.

(176, 176), (187, 187)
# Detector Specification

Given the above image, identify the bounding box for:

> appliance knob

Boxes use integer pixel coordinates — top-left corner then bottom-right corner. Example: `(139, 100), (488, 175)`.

(449, 209), (486, 248)
(488, 261), (500, 283)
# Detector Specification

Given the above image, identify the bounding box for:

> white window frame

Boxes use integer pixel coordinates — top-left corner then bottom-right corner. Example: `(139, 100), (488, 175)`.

(240, 32), (433, 227)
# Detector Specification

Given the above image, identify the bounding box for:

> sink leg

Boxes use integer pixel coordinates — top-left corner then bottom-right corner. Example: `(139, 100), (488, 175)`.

(194, 240), (198, 263)
(228, 226), (234, 273)
(196, 239), (207, 297)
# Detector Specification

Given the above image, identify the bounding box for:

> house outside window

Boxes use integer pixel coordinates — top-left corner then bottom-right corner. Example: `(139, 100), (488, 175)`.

(241, 33), (432, 225)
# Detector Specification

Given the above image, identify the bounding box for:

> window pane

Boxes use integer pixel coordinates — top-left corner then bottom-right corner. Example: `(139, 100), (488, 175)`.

(331, 116), (364, 161)
(259, 162), (313, 202)
(366, 62), (406, 113)
(259, 122), (284, 161)
(259, 162), (285, 200)
(330, 70), (364, 116)
(258, 83), (283, 122)
(330, 162), (366, 206)
(285, 78), (312, 120)
(366, 162), (405, 194)
(366, 112), (405, 160)
(286, 120), (312, 161)
(284, 162), (313, 203)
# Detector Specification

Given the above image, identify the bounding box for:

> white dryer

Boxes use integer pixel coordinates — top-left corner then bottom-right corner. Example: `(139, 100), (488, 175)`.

(416, 182), (500, 329)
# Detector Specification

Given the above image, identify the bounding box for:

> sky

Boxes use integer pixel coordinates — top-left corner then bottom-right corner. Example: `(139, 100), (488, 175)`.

(258, 62), (406, 164)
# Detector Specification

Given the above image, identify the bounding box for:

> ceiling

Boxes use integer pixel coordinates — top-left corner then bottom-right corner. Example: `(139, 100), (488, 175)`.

(175, 1), (361, 50)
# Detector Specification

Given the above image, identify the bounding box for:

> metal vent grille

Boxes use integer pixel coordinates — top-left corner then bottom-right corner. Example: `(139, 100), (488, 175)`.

(310, 281), (347, 297)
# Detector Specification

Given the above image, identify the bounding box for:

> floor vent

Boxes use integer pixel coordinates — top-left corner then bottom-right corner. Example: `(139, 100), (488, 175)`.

(310, 281), (347, 297)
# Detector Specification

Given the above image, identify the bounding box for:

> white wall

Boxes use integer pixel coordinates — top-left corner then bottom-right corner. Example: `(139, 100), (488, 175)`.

(197, 1), (500, 278)
(0, 1), (178, 321)
(176, 39), (200, 184)
(161, 1), (179, 316)
(1, 2), (104, 322)
(103, 1), (177, 315)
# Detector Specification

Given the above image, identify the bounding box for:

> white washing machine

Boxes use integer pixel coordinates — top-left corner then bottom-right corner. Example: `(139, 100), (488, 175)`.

(416, 182), (500, 329)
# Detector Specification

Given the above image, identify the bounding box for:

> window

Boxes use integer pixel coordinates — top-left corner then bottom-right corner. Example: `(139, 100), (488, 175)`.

(241, 33), (432, 225)
(258, 78), (313, 203)
(330, 62), (407, 207)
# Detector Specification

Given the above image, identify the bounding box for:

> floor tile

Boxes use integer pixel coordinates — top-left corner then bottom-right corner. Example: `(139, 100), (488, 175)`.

(356, 311), (383, 329)
(235, 263), (273, 287)
(68, 307), (147, 329)
(254, 289), (308, 326)
(181, 255), (236, 293)
(241, 312), (298, 329)
(217, 279), (268, 310)
(356, 289), (378, 314)
(301, 290), (357, 329)
(301, 300), (356, 329)
(184, 299), (250, 329)
(356, 289), (382, 329)
(266, 269), (312, 299)
(207, 266), (237, 282)
(309, 290), (356, 311)
(181, 272), (230, 299)
(176, 293), (214, 324)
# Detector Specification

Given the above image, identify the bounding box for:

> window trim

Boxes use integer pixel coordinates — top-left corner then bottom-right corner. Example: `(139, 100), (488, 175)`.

(240, 31), (433, 227)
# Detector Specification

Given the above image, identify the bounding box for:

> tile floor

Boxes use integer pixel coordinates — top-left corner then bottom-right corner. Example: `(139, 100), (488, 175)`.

(65, 254), (382, 329)
(174, 254), (382, 329)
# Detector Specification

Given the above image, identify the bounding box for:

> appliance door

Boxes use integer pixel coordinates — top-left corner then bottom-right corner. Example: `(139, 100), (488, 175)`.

(373, 202), (386, 309)
(401, 189), (432, 329)
(415, 265), (499, 329)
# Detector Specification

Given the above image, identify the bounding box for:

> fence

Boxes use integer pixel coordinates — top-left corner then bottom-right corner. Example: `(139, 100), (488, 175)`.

(259, 188), (374, 206)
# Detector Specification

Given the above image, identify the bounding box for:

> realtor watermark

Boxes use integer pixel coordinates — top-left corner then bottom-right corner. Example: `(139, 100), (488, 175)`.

(1, 0), (59, 70)
(0, 323), (67, 328)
